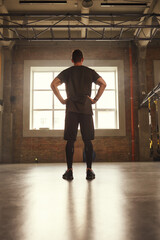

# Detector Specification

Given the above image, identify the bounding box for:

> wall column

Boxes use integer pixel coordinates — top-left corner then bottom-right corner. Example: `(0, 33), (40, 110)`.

(137, 46), (150, 161)
(2, 47), (13, 163)
(0, 47), (3, 162)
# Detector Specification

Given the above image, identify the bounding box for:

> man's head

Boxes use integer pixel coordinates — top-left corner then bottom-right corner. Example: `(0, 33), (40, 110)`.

(72, 49), (84, 65)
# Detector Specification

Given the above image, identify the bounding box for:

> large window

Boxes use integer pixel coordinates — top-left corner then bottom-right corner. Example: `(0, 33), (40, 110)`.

(30, 67), (118, 130)
(23, 60), (125, 137)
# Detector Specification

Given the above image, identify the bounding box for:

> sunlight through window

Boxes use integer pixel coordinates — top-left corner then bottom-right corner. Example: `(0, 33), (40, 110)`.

(30, 67), (119, 130)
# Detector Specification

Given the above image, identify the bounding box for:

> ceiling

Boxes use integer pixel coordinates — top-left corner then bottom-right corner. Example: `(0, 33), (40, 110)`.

(0, 0), (159, 46)
(4, 0), (151, 14)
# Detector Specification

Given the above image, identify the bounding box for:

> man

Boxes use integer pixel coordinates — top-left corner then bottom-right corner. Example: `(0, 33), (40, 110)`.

(51, 49), (106, 181)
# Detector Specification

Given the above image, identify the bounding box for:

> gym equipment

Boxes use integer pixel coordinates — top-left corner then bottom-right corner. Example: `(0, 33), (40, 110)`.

(154, 98), (160, 154)
(148, 98), (154, 157)
(140, 83), (160, 106)
(141, 83), (160, 160)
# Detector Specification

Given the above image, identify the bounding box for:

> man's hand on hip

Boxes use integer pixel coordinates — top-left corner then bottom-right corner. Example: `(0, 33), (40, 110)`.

(61, 99), (67, 104)
(87, 96), (97, 104)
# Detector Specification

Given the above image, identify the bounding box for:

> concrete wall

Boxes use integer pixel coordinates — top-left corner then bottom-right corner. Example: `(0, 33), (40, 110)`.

(2, 41), (140, 163)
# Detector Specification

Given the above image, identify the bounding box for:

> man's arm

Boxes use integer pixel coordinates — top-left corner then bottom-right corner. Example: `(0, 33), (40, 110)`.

(88, 77), (107, 104)
(50, 77), (67, 104)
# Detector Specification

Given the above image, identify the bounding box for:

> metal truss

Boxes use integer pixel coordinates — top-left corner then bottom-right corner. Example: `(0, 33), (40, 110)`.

(0, 13), (160, 41)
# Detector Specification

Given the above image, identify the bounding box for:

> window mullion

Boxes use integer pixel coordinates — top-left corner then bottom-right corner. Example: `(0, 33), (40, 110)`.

(32, 71), (34, 129)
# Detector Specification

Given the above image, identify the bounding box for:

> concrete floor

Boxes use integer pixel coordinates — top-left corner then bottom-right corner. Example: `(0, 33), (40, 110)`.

(0, 162), (160, 240)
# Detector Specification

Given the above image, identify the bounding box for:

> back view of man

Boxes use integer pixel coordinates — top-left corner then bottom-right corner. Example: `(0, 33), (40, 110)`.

(51, 49), (106, 180)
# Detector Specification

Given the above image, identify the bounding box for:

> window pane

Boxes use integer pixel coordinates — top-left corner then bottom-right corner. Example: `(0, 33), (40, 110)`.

(93, 110), (96, 127)
(58, 83), (65, 90)
(33, 111), (52, 129)
(91, 90), (96, 109)
(54, 111), (65, 129)
(54, 91), (67, 109)
(97, 72), (115, 89)
(54, 72), (60, 78)
(91, 90), (96, 98)
(33, 91), (52, 109)
(98, 111), (116, 129)
(97, 91), (115, 109)
(92, 105), (95, 110)
(33, 72), (53, 90)
(92, 83), (96, 90)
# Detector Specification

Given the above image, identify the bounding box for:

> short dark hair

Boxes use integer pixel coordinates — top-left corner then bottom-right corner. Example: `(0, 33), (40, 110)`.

(72, 49), (83, 63)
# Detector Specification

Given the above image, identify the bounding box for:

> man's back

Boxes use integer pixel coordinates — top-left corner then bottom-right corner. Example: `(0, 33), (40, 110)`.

(57, 65), (100, 114)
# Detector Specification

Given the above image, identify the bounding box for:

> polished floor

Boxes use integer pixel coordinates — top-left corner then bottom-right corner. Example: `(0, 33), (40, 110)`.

(0, 162), (160, 240)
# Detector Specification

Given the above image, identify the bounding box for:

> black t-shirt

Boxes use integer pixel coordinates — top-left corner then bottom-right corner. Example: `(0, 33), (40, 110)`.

(57, 65), (100, 115)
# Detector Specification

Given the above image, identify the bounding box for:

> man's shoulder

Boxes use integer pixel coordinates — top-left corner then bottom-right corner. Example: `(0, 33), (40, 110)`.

(63, 65), (94, 73)
(82, 65), (94, 72)
(59, 66), (72, 76)
(63, 66), (72, 72)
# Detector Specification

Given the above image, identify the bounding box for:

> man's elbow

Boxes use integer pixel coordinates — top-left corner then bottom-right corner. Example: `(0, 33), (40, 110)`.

(103, 82), (107, 89)
(101, 81), (107, 89)
(50, 81), (56, 90)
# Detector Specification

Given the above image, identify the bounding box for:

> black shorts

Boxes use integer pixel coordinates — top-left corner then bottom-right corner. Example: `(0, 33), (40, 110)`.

(64, 112), (94, 141)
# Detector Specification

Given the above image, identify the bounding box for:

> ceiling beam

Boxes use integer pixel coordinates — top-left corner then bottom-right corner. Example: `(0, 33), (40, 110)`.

(0, 24), (159, 29)
(0, 37), (160, 41)
(0, 13), (160, 17)
(0, 12), (159, 42)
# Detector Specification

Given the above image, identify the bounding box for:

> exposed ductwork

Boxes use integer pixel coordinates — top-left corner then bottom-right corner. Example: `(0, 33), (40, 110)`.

(101, 2), (147, 7)
(19, 0), (67, 3)
(81, 7), (89, 38)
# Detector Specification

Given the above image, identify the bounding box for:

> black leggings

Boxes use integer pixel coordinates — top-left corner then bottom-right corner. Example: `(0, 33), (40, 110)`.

(65, 140), (93, 169)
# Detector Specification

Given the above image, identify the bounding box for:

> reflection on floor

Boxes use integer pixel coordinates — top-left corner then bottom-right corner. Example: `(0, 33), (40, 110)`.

(0, 162), (160, 240)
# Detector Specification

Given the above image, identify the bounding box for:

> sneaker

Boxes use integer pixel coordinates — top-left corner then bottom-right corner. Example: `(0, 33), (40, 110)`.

(62, 169), (73, 181)
(86, 168), (95, 180)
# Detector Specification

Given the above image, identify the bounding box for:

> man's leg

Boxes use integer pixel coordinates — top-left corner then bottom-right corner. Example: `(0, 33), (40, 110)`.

(83, 139), (95, 180)
(63, 112), (78, 180)
(84, 140), (93, 169)
(65, 140), (75, 169)
(80, 114), (95, 180)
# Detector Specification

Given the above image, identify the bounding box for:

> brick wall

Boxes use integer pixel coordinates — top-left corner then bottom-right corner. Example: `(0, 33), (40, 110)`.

(8, 41), (139, 163)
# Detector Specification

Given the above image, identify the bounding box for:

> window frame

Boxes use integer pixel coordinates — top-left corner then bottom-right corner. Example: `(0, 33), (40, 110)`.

(90, 67), (119, 130)
(23, 60), (126, 137)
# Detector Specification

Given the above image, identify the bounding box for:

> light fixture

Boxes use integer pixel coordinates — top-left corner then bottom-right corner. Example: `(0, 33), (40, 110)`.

(19, 1), (67, 3)
(82, 0), (93, 8)
(101, 2), (147, 7)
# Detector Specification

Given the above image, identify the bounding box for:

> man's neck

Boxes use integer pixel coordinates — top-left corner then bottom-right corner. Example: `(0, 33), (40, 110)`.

(74, 62), (83, 66)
